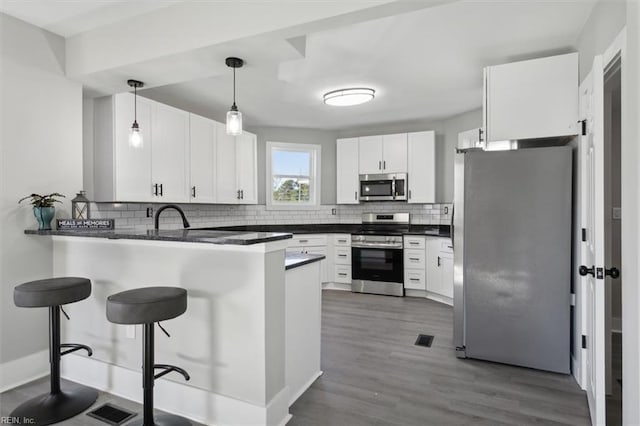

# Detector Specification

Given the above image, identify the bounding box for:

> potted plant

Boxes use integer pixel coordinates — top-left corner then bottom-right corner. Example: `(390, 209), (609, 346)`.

(19, 193), (65, 230)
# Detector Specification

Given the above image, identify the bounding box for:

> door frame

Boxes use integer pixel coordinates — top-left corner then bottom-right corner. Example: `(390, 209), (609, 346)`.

(576, 27), (628, 424)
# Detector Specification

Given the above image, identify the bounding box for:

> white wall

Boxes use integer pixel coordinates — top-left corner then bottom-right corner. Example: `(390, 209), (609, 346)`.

(0, 13), (83, 380)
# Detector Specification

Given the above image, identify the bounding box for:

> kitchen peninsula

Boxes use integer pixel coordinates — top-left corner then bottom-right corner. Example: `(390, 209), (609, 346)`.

(25, 228), (323, 426)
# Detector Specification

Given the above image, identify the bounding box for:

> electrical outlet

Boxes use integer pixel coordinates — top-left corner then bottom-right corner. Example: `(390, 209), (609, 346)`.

(126, 325), (136, 339)
(331, 208), (337, 215)
(146, 207), (154, 218)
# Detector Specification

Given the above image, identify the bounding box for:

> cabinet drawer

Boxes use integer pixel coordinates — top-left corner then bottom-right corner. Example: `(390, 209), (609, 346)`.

(334, 247), (351, 265)
(333, 234), (351, 246)
(334, 265), (352, 283)
(404, 236), (425, 249)
(404, 249), (425, 269)
(404, 269), (426, 291)
(290, 234), (327, 247)
(440, 239), (453, 253)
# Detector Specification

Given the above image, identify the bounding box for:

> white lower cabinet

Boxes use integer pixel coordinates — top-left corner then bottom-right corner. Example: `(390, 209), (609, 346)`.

(426, 237), (454, 303)
(289, 234), (352, 287)
(403, 236), (426, 290)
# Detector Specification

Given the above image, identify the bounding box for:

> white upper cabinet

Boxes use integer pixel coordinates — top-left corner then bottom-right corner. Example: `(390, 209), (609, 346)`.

(407, 131), (435, 203)
(336, 138), (359, 204)
(484, 52), (579, 142)
(236, 131), (258, 204)
(357, 134), (407, 174)
(358, 135), (383, 174)
(189, 114), (217, 203)
(458, 127), (484, 150)
(151, 103), (190, 203)
(108, 93), (154, 202)
(215, 127), (257, 204)
(381, 133), (407, 173)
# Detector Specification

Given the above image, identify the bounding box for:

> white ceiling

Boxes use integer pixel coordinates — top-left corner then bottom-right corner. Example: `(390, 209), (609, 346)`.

(139, 0), (595, 130)
(1, 0), (596, 131)
(0, 0), (180, 37)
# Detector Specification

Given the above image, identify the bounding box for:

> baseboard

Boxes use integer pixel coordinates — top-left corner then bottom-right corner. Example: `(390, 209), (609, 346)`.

(0, 349), (49, 393)
(288, 370), (323, 407)
(61, 354), (290, 426)
(612, 316), (622, 333)
(322, 282), (350, 291)
(405, 289), (453, 306)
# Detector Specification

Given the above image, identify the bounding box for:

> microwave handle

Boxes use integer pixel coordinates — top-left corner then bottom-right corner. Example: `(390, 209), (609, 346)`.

(392, 176), (396, 200)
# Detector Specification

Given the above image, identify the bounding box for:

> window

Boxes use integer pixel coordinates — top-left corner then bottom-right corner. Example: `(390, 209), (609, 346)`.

(266, 142), (321, 209)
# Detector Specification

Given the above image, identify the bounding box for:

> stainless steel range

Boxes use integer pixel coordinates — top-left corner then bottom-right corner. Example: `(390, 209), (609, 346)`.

(351, 213), (409, 297)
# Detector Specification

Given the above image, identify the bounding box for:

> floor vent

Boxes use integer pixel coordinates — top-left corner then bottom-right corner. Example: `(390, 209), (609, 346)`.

(415, 334), (434, 348)
(87, 403), (137, 425)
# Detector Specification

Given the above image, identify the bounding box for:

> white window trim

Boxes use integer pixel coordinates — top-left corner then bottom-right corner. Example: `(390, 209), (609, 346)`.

(266, 141), (322, 210)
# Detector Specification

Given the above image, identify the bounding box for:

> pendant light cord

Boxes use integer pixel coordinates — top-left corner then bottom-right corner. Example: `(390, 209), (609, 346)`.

(233, 66), (236, 107)
(134, 85), (137, 123)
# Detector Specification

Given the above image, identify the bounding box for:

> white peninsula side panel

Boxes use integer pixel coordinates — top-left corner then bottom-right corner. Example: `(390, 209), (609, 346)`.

(51, 236), (290, 426)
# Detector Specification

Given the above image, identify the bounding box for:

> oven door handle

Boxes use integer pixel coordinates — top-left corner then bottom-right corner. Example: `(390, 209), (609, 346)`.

(352, 242), (403, 249)
(392, 177), (396, 200)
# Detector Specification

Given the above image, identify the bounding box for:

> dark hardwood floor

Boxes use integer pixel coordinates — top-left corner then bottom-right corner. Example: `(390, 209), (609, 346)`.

(289, 290), (590, 426)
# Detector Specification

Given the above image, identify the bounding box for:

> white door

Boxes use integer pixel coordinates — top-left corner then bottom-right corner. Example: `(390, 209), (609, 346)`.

(407, 131), (435, 203)
(236, 131), (257, 204)
(189, 114), (216, 203)
(382, 133), (407, 173)
(152, 103), (190, 203)
(581, 55), (606, 426)
(336, 138), (359, 204)
(358, 135), (383, 174)
(215, 123), (239, 204)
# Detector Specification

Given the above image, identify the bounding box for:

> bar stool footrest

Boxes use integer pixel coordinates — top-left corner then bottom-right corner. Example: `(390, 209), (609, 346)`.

(60, 343), (93, 357)
(154, 364), (190, 381)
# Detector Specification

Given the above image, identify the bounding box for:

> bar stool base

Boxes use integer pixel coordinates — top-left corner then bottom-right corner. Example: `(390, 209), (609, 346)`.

(9, 386), (98, 426)
(127, 413), (192, 426)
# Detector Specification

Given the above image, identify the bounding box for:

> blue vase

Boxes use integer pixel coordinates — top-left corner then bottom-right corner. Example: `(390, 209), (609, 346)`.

(34, 206), (55, 230)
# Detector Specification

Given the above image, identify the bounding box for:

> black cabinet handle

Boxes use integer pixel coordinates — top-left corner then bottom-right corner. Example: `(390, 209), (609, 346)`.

(338, 254), (347, 257)
(153, 183), (158, 196)
(192, 186), (196, 198)
(579, 265), (595, 277)
(355, 191), (357, 201)
(410, 278), (420, 282)
(338, 273), (347, 277)
(437, 256), (441, 267)
(241, 189), (244, 200)
(605, 267), (620, 279)
(378, 161), (382, 170)
(159, 183), (163, 196)
(237, 190), (241, 200)
(409, 257), (420, 261)
(383, 160), (386, 170)
(409, 190), (412, 200)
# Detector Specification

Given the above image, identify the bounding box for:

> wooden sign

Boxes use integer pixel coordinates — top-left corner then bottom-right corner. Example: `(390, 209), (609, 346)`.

(56, 219), (115, 230)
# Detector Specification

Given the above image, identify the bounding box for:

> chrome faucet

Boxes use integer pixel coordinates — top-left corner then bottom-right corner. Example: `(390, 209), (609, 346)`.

(154, 205), (191, 230)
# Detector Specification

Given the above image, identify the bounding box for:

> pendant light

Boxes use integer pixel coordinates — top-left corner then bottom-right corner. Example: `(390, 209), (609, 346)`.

(127, 79), (144, 148)
(225, 57), (244, 136)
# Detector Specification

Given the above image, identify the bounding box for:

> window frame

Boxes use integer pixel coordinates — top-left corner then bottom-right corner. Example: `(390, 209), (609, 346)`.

(266, 141), (322, 210)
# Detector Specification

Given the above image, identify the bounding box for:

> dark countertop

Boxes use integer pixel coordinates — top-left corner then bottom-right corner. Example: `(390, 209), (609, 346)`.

(200, 224), (451, 238)
(285, 253), (326, 270)
(24, 228), (292, 246)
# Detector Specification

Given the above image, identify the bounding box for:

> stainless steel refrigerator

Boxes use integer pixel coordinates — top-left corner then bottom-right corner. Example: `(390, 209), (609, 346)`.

(453, 146), (572, 374)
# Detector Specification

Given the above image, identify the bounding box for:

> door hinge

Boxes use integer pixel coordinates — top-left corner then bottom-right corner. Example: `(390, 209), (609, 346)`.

(581, 228), (587, 242)
(570, 293), (576, 306)
(582, 335), (587, 349)
(579, 119), (587, 136)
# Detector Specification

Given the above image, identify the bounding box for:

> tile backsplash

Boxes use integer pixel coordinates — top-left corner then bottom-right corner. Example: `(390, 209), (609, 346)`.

(90, 202), (453, 231)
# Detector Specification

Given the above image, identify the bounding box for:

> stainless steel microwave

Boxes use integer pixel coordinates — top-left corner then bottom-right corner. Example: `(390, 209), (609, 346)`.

(359, 173), (407, 201)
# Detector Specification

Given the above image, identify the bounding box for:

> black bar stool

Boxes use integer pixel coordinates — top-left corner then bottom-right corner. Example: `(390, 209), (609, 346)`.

(11, 277), (98, 425)
(106, 287), (191, 426)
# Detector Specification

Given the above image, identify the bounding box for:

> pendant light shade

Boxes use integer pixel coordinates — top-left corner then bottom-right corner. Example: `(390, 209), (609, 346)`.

(225, 57), (244, 136)
(127, 79), (144, 148)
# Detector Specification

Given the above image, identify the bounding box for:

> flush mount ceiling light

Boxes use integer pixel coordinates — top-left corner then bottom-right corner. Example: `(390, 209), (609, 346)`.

(127, 79), (144, 148)
(323, 88), (375, 106)
(225, 57), (244, 136)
